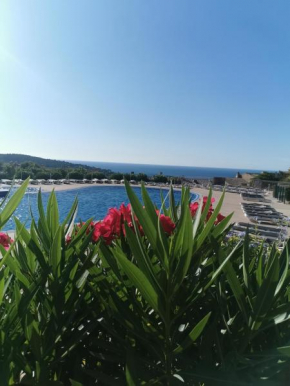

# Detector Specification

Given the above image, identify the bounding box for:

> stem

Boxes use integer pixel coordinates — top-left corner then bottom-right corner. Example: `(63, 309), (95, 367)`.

(165, 272), (172, 385)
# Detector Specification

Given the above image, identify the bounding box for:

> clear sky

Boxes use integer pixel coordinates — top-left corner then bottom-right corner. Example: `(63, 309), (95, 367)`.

(0, 0), (289, 170)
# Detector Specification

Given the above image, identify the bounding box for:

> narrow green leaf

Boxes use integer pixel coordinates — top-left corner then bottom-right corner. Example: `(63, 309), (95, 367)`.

(49, 191), (59, 237)
(174, 312), (211, 354)
(277, 346), (290, 357)
(275, 240), (290, 296)
(141, 183), (170, 259)
(251, 252), (280, 330)
(256, 242), (264, 287)
(62, 197), (78, 236)
(169, 183), (178, 223)
(192, 196), (203, 240)
(172, 203), (193, 289)
(211, 213), (233, 238)
(220, 248), (249, 324)
(243, 231), (250, 291)
(199, 189), (213, 225)
(125, 180), (167, 268)
(37, 189), (51, 245)
(196, 190), (226, 252)
(0, 177), (29, 228)
(204, 241), (242, 291)
(114, 246), (165, 319)
(124, 222), (164, 297)
(126, 349), (138, 386)
(70, 380), (83, 386)
(50, 226), (62, 277)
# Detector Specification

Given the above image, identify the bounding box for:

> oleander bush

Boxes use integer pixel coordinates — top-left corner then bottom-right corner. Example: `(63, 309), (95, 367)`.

(0, 179), (290, 385)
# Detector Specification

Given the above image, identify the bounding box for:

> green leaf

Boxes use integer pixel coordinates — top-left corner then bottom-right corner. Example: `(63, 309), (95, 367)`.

(47, 190), (59, 237)
(204, 241), (242, 291)
(174, 312), (211, 354)
(172, 201), (193, 289)
(251, 251), (280, 330)
(169, 183), (178, 223)
(70, 379), (84, 386)
(141, 183), (170, 259)
(192, 196), (203, 240)
(125, 180), (168, 269)
(211, 212), (233, 238)
(277, 346), (290, 357)
(256, 242), (264, 287)
(243, 231), (250, 292)
(0, 177), (29, 228)
(114, 246), (165, 319)
(126, 349), (138, 386)
(275, 239), (289, 296)
(37, 189), (51, 245)
(196, 190), (226, 252)
(124, 222), (164, 297)
(220, 246), (249, 324)
(199, 189), (213, 225)
(62, 197), (78, 237)
(50, 226), (62, 277)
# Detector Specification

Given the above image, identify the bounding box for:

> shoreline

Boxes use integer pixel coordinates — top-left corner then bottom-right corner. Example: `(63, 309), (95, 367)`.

(36, 182), (180, 193)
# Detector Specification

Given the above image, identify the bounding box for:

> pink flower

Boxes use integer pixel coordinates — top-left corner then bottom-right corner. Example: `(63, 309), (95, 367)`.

(189, 202), (199, 217)
(0, 232), (13, 250)
(92, 203), (133, 244)
(92, 220), (116, 245)
(119, 203), (132, 224)
(203, 196), (215, 204)
(189, 197), (225, 225)
(159, 214), (175, 235)
(214, 213), (226, 225)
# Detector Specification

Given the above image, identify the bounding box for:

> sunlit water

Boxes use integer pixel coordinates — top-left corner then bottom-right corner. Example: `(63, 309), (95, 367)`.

(1, 186), (197, 231)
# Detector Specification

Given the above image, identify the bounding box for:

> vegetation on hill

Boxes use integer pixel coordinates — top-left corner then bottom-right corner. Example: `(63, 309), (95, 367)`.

(0, 154), (185, 183)
(257, 170), (290, 181)
(0, 153), (98, 169)
(0, 154), (112, 180)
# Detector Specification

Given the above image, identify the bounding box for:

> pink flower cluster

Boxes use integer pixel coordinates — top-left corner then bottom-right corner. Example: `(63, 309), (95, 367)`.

(0, 232), (13, 250)
(189, 196), (225, 225)
(92, 203), (175, 245)
(66, 197), (225, 247)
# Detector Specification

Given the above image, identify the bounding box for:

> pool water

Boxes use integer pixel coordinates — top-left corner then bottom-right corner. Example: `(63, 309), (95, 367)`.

(2, 186), (197, 231)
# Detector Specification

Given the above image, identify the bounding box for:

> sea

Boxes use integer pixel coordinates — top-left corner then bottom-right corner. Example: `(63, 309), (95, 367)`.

(2, 186), (195, 231)
(70, 161), (265, 179)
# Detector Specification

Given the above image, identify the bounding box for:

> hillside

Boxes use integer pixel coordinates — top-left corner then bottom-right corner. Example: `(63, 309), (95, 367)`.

(0, 154), (113, 180)
(0, 154), (95, 170)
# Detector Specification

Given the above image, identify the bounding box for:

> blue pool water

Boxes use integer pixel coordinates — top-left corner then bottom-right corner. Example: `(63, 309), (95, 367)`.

(2, 186), (196, 231)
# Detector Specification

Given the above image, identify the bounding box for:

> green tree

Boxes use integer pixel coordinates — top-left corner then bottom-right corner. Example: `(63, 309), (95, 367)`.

(68, 171), (85, 179)
(91, 172), (106, 179)
(136, 173), (149, 182)
(35, 171), (50, 179)
(51, 171), (62, 180)
(153, 174), (168, 183)
(109, 173), (123, 181)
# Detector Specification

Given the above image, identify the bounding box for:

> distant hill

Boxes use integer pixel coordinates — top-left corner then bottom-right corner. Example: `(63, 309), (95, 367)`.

(0, 154), (97, 170)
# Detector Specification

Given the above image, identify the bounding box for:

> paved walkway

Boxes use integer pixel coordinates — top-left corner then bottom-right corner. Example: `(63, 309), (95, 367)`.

(192, 187), (290, 235)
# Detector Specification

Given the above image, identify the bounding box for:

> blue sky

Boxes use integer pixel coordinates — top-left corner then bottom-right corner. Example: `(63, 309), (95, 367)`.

(0, 0), (289, 170)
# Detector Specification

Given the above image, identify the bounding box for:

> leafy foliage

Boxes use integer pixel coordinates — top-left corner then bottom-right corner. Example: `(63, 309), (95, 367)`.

(0, 181), (290, 385)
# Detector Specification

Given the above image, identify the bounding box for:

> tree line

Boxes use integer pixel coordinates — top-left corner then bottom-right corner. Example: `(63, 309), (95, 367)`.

(0, 161), (183, 184)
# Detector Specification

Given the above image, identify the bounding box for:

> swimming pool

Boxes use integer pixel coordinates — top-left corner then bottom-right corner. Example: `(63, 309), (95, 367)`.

(2, 186), (198, 231)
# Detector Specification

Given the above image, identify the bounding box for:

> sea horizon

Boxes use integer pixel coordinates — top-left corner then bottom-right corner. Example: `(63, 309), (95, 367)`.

(68, 160), (270, 179)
